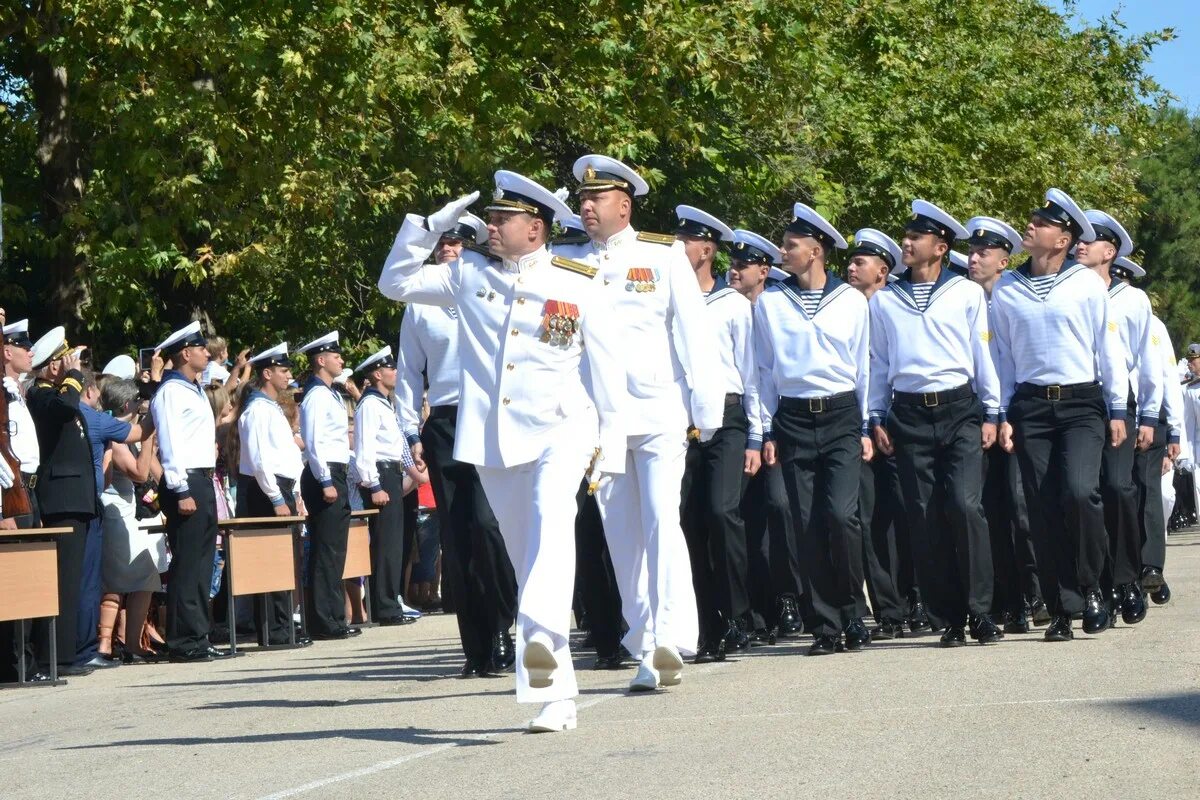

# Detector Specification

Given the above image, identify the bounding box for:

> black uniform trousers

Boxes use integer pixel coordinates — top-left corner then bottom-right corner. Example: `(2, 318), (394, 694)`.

(742, 463), (801, 631)
(235, 474), (297, 644)
(1009, 384), (1107, 616)
(301, 462), (350, 637)
(574, 481), (624, 657)
(984, 448), (1025, 617)
(1100, 401), (1141, 590)
(681, 401), (751, 644)
(422, 406), (516, 663)
(857, 455), (907, 625)
(160, 470), (219, 653)
(775, 395), (863, 639)
(0, 487), (43, 679)
(888, 391), (993, 628)
(359, 462), (409, 622)
(1136, 419), (1170, 571)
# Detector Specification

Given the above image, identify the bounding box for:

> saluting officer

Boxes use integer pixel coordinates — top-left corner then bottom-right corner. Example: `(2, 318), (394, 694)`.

(728, 230), (803, 640)
(757, 203), (872, 656)
(844, 229), (909, 639)
(964, 215), (1044, 633)
(395, 211), (519, 676)
(379, 169), (627, 732)
(353, 345), (423, 627)
(869, 201), (1002, 647)
(991, 188), (1128, 641)
(554, 155), (724, 691)
(235, 343), (309, 647)
(297, 331), (360, 640)
(675, 206), (760, 661)
(1077, 209), (1159, 626)
(152, 321), (228, 662)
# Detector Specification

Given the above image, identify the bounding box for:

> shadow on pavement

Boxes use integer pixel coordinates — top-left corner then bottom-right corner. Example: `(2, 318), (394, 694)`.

(60, 726), (510, 750)
(1108, 692), (1200, 731)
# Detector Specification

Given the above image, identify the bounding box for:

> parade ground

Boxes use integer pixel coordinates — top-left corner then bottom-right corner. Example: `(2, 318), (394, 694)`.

(3, 533), (1198, 800)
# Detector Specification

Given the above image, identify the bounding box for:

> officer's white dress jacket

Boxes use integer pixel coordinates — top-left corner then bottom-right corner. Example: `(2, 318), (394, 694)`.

(554, 225), (725, 436)
(380, 215), (628, 474)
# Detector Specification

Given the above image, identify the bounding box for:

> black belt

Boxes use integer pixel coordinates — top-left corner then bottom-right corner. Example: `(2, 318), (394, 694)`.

(275, 475), (296, 491)
(428, 405), (457, 420)
(21, 472), (37, 489)
(1015, 381), (1101, 401)
(377, 460), (405, 471)
(892, 384), (974, 408)
(186, 468), (215, 479)
(725, 393), (742, 407)
(778, 390), (857, 414)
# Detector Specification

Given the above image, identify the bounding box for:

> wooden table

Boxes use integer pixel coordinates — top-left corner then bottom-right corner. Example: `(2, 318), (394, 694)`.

(0, 526), (74, 688)
(345, 508), (379, 625)
(220, 515), (307, 654)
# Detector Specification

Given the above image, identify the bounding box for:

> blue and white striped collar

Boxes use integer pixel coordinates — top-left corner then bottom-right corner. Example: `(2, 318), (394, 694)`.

(303, 374), (340, 400)
(158, 369), (203, 396)
(705, 273), (736, 304)
(1011, 259), (1087, 298)
(778, 270), (850, 317)
(889, 264), (964, 311)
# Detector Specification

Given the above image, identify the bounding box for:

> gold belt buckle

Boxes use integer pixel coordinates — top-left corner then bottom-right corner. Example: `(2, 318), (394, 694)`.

(1047, 385), (1062, 401)
(923, 392), (939, 407)
(808, 397), (825, 413)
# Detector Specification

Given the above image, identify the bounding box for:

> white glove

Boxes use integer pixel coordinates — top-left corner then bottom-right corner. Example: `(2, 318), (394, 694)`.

(426, 191), (480, 233)
(698, 428), (718, 443)
(0, 457), (14, 490)
(1177, 457), (1193, 473)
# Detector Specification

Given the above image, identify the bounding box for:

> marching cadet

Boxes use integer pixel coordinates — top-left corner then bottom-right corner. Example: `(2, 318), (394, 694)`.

(674, 206), (760, 661)
(396, 211), (519, 676)
(151, 321), (228, 662)
(1077, 209), (1159, 626)
(992, 188), (1128, 642)
(553, 155), (724, 691)
(235, 343), (309, 647)
(728, 230), (804, 640)
(297, 331), (360, 640)
(869, 202), (1003, 647)
(964, 215), (1045, 633)
(844, 229), (910, 639)
(353, 346), (425, 626)
(757, 203), (872, 656)
(379, 169), (627, 732)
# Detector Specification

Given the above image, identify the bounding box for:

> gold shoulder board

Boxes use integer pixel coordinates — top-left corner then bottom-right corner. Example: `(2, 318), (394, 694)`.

(551, 255), (598, 278)
(637, 231), (677, 246)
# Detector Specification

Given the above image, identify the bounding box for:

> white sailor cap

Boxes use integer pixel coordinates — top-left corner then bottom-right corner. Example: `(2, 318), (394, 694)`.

(786, 203), (848, 250)
(730, 229), (783, 265)
(1033, 188), (1096, 242)
(675, 205), (734, 243)
(1112, 256), (1146, 279)
(572, 154), (650, 197)
(332, 368), (353, 386)
(354, 345), (397, 375)
(101, 354), (137, 380)
(485, 170), (574, 224)
(949, 250), (969, 272)
(907, 199), (969, 243)
(31, 326), (67, 371)
(297, 331), (341, 356)
(1084, 210), (1133, 257)
(441, 212), (488, 246)
(250, 342), (292, 369)
(558, 212), (586, 234)
(965, 216), (1024, 256)
(849, 228), (902, 270)
(2, 318), (32, 348)
(155, 320), (206, 356)
(768, 267), (791, 282)
(886, 271), (900, 284)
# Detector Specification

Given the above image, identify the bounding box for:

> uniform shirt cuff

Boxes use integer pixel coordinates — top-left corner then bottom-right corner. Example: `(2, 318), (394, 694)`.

(174, 488), (192, 500)
(405, 432), (421, 447)
(998, 410), (1007, 424)
(747, 434), (762, 449)
(367, 482), (382, 493)
(1169, 432), (1181, 445)
(270, 495), (286, 507)
(860, 421), (869, 436)
(762, 429), (774, 443)
(1137, 414), (1159, 428)
(984, 411), (999, 425)
(319, 478), (334, 489)
(868, 413), (885, 428)
(1109, 407), (1127, 422)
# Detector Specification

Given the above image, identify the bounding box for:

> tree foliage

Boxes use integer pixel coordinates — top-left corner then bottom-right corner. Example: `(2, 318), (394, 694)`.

(0, 0), (1173, 360)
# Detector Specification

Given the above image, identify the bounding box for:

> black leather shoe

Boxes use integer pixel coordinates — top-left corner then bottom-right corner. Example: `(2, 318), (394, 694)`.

(59, 663), (96, 676)
(1151, 582), (1171, 605)
(692, 646), (717, 665)
(376, 616), (410, 627)
(459, 659), (482, 678)
(204, 646), (232, 659)
(1106, 586), (1122, 628)
(907, 600), (931, 634)
(807, 636), (838, 656)
(169, 649), (213, 663)
(1002, 611), (1030, 635)
(844, 618), (871, 651)
(1028, 597), (1051, 626)
(346, 626), (363, 637)
(312, 627), (361, 641)
(80, 654), (122, 670)
(724, 620), (751, 653)
(1082, 590), (1111, 634)
(492, 631), (515, 671)
(123, 649), (168, 664)
(1120, 583), (1147, 625)
(748, 627), (772, 647)
(1140, 566), (1165, 593)
(594, 648), (635, 670)
(939, 627), (966, 647)
(778, 595), (803, 636)
(969, 615), (1004, 644)
(872, 621), (905, 640)
(1044, 615), (1073, 642)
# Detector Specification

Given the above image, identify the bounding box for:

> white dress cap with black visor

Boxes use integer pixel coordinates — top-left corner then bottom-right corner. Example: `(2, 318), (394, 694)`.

(787, 203), (848, 250)
(1084, 209), (1133, 258)
(572, 154), (650, 197)
(965, 216), (1024, 256)
(730, 229), (783, 266)
(1032, 188), (1096, 242)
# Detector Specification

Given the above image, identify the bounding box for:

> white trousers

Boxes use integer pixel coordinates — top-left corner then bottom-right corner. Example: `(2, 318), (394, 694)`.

(595, 431), (699, 657)
(477, 434), (590, 704)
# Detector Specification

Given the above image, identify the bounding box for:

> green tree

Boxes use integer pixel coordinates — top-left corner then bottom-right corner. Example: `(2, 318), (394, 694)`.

(0, 0), (1173, 359)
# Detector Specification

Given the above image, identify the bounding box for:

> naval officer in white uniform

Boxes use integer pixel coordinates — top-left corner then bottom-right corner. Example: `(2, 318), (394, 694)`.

(379, 169), (627, 732)
(553, 155), (724, 691)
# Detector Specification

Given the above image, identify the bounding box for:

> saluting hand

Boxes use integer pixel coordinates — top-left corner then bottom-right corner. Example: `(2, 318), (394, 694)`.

(426, 191), (481, 232)
(1109, 419), (1127, 449)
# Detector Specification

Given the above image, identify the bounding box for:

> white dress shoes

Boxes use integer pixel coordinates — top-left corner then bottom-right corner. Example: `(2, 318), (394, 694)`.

(528, 699), (577, 733)
(523, 635), (557, 689)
